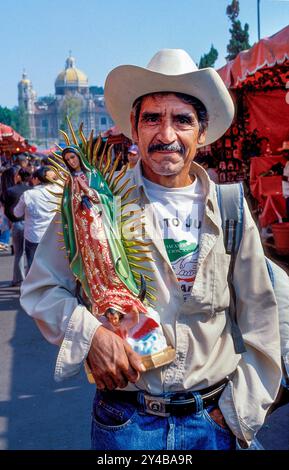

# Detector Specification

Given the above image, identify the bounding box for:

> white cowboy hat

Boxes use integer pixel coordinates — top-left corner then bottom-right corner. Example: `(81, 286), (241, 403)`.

(104, 49), (235, 147)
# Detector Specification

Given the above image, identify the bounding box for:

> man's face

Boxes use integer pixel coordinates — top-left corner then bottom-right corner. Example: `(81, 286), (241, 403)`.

(131, 94), (206, 180)
(19, 159), (28, 168)
(64, 152), (81, 172)
(46, 169), (58, 181)
(31, 176), (40, 186)
(127, 151), (139, 165)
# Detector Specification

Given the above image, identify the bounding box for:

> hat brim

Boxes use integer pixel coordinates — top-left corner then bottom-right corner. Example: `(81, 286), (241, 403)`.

(104, 65), (235, 147)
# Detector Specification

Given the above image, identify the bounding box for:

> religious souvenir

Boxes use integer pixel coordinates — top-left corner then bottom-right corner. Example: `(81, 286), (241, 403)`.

(47, 119), (175, 379)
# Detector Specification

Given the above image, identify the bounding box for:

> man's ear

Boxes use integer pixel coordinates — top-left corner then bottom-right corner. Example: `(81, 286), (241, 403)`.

(130, 111), (138, 143)
(198, 130), (207, 146)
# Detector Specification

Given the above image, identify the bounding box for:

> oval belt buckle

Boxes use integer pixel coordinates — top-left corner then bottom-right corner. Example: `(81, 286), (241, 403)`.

(144, 395), (170, 417)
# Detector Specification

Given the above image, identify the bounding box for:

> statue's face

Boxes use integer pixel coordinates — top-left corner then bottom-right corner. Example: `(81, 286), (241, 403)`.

(106, 311), (121, 326)
(64, 151), (81, 172)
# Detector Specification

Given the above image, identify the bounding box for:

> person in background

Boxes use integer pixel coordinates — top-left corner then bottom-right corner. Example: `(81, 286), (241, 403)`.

(280, 141), (289, 221)
(41, 157), (49, 167)
(0, 204), (10, 251)
(0, 166), (19, 252)
(127, 144), (139, 169)
(194, 155), (219, 183)
(30, 168), (42, 186)
(14, 166), (62, 271)
(4, 168), (31, 286)
(17, 154), (29, 169)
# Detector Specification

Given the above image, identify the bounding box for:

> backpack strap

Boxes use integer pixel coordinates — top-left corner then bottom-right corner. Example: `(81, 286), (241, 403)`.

(265, 258), (275, 287)
(215, 183), (244, 254)
(216, 183), (247, 354)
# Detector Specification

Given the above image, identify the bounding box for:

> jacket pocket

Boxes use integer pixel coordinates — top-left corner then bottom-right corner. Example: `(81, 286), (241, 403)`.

(212, 253), (231, 314)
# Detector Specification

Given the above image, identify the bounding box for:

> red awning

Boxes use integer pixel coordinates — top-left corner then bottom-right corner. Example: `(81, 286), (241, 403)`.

(0, 123), (35, 154)
(0, 123), (14, 138)
(218, 25), (289, 88)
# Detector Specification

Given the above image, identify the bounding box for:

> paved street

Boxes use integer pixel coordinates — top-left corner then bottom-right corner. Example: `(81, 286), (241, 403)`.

(0, 250), (94, 450)
(0, 250), (288, 450)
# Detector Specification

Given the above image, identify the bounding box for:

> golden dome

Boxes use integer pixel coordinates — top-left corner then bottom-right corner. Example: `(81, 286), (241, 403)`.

(18, 71), (31, 86)
(55, 54), (88, 92)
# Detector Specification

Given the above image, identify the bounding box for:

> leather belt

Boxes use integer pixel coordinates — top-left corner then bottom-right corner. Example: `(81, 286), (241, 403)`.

(109, 376), (231, 417)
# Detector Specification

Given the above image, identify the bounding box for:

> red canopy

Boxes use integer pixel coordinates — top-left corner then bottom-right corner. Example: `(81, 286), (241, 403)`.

(217, 26), (289, 154)
(218, 25), (289, 88)
(0, 123), (14, 139)
(0, 123), (36, 155)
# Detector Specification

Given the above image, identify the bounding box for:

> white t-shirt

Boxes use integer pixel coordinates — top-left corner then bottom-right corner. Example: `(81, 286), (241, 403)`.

(143, 176), (204, 301)
(282, 161), (289, 198)
(14, 183), (62, 243)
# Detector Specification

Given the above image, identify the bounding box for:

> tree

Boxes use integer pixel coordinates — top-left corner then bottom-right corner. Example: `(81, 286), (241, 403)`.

(59, 96), (82, 132)
(89, 86), (104, 95)
(199, 45), (219, 69)
(0, 105), (29, 138)
(226, 0), (250, 61)
(226, 0), (239, 20)
(14, 105), (30, 138)
(37, 95), (55, 106)
(0, 106), (14, 126)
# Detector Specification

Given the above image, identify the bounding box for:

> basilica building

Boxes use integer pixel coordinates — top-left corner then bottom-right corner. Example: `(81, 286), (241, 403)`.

(18, 54), (114, 145)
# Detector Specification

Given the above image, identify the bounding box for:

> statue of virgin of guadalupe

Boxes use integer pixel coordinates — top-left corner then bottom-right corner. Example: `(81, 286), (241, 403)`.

(48, 121), (175, 376)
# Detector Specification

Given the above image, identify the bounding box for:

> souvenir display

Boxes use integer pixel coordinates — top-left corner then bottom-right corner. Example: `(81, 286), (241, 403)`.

(219, 172), (227, 183)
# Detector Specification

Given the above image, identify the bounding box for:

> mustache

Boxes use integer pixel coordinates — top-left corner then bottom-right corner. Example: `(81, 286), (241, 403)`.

(148, 142), (185, 155)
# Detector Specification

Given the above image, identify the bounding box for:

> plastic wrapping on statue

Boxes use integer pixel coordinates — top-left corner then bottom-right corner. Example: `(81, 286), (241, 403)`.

(103, 306), (174, 363)
(85, 306), (175, 383)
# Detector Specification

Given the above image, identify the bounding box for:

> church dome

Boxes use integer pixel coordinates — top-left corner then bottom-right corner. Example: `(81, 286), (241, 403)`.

(18, 71), (31, 86)
(55, 54), (88, 94)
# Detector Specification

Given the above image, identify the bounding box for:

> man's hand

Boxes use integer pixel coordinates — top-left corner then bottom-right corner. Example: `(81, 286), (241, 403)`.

(87, 326), (146, 390)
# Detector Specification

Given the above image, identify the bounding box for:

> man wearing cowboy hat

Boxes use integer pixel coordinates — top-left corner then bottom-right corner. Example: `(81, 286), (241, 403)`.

(20, 49), (281, 450)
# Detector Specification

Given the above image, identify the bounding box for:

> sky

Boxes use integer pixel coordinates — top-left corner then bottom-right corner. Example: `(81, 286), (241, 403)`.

(1, 0), (288, 108)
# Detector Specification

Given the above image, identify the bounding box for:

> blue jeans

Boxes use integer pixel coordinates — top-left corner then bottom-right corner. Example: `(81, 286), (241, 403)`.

(91, 390), (236, 450)
(12, 221), (25, 283)
(0, 228), (10, 245)
(25, 239), (38, 272)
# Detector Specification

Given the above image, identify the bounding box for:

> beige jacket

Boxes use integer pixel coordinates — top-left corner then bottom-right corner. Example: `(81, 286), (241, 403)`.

(20, 160), (281, 444)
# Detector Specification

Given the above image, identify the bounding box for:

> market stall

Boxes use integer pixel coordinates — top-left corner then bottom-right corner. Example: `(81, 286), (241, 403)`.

(218, 24), (289, 156)
(0, 123), (36, 158)
(216, 26), (289, 252)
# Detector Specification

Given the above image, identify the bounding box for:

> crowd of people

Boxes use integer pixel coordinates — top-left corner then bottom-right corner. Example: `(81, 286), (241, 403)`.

(0, 154), (61, 286)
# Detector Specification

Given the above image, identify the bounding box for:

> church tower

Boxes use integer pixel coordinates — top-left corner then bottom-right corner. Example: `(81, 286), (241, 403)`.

(18, 71), (37, 138)
(18, 71), (36, 113)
